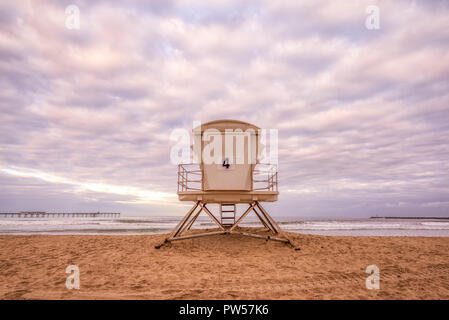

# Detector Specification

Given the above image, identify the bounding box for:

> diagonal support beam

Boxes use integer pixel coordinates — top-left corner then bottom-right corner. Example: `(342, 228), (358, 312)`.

(155, 201), (199, 248)
(199, 203), (225, 231)
(255, 201), (300, 250)
(180, 206), (203, 234)
(171, 202), (200, 238)
(229, 202), (256, 232)
(255, 202), (281, 234)
(156, 201), (299, 250)
(252, 205), (275, 232)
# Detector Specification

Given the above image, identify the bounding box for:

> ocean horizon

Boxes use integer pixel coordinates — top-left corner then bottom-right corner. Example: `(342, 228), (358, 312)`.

(1, 215), (449, 237)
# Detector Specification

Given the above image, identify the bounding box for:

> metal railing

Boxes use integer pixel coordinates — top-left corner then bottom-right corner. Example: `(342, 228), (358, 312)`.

(177, 163), (278, 192)
(178, 164), (202, 192)
(252, 164), (278, 192)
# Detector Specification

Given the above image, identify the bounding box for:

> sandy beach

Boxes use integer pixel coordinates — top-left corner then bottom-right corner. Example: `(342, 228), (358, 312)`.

(0, 228), (448, 300)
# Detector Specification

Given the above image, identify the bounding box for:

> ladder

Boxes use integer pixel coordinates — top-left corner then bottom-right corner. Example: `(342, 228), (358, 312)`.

(220, 203), (236, 227)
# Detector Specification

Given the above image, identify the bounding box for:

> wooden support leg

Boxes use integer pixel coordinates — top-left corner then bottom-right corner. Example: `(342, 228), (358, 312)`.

(155, 201), (300, 250)
(252, 205), (274, 232)
(155, 201), (200, 249)
(181, 206), (202, 234)
(255, 202), (281, 234)
(172, 202), (200, 238)
(255, 202), (300, 250)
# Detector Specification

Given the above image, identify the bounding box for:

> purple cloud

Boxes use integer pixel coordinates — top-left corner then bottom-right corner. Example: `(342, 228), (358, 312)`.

(1, 0), (448, 217)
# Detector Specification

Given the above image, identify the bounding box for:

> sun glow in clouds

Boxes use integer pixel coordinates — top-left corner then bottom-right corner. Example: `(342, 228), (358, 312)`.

(0, 166), (176, 204)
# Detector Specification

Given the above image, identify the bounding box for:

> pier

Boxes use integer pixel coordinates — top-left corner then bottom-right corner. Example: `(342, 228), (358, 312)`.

(0, 212), (121, 218)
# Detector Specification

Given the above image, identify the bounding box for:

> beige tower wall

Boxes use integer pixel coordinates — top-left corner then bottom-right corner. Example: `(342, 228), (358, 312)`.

(193, 120), (260, 192)
(203, 164), (252, 191)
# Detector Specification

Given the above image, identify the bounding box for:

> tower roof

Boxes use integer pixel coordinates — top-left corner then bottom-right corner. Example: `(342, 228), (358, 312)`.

(193, 119), (260, 133)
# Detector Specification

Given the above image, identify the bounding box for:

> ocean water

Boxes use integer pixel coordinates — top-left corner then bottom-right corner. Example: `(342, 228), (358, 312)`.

(0, 215), (448, 237)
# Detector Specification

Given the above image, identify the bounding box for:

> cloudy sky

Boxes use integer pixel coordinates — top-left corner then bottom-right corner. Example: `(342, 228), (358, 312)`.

(1, 0), (448, 218)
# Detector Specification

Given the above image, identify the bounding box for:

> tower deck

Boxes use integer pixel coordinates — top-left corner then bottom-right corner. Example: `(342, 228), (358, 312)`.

(177, 163), (278, 203)
(178, 190), (278, 203)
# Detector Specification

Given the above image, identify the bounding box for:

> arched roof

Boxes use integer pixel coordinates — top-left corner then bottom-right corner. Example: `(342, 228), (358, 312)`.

(193, 119), (260, 133)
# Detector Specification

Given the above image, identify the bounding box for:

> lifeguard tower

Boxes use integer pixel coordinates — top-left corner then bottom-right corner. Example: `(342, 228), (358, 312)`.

(156, 120), (298, 249)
